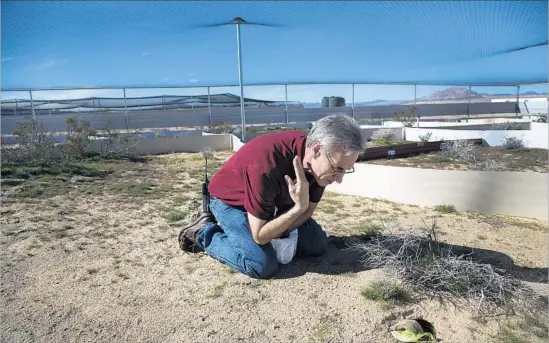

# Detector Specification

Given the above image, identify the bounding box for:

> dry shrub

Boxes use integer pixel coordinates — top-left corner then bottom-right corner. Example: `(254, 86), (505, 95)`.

(440, 139), (477, 164)
(2, 118), (61, 164)
(2, 117), (139, 166)
(346, 222), (540, 313)
(418, 132), (433, 142)
(473, 159), (507, 171)
(371, 129), (397, 146)
(533, 114), (547, 123)
(204, 120), (233, 134)
(502, 137), (524, 150)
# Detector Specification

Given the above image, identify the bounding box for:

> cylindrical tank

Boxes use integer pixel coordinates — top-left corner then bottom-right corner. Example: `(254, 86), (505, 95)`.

(326, 96), (346, 107)
(321, 97), (330, 108)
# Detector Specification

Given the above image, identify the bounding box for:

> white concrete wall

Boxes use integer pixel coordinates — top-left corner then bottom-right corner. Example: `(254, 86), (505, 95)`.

(87, 135), (232, 155)
(327, 164), (548, 220)
(405, 125), (548, 149)
(231, 134), (245, 152)
(527, 122), (549, 149)
(405, 128), (484, 142)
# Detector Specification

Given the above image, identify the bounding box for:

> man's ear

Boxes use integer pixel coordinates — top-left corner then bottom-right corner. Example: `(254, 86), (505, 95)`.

(312, 143), (322, 158)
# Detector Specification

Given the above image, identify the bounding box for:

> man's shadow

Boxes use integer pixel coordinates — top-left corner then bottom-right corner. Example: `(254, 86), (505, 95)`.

(274, 234), (548, 285)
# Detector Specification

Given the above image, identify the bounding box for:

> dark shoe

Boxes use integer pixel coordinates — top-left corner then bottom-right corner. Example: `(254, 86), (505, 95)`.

(178, 212), (215, 253)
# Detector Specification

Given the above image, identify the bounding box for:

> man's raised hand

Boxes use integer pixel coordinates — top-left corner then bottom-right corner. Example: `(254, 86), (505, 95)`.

(284, 156), (309, 212)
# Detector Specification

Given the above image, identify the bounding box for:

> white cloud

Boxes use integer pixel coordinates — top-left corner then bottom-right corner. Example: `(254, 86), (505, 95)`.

(2, 55), (30, 63)
(188, 79), (199, 83)
(32, 58), (68, 70)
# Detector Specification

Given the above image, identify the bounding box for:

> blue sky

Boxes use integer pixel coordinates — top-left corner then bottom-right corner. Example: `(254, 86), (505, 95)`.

(1, 1), (547, 102)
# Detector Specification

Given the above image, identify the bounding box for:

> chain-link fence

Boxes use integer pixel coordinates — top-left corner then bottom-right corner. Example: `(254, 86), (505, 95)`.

(1, 83), (547, 136)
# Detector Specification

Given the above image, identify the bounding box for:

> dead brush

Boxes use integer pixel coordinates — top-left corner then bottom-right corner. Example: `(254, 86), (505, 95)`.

(346, 221), (540, 313)
(440, 139), (477, 164)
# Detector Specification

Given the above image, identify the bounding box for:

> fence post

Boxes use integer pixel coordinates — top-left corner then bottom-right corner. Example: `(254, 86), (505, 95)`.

(123, 88), (129, 131)
(207, 86), (212, 126)
(515, 85), (520, 118)
(467, 85), (471, 119)
(29, 90), (36, 119)
(285, 84), (288, 124)
(351, 83), (355, 119)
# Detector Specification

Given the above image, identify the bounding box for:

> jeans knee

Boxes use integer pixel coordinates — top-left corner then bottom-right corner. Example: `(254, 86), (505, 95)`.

(307, 231), (328, 256)
(245, 254), (279, 279)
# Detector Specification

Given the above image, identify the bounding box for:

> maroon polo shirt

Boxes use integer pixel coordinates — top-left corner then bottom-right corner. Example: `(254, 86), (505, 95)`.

(208, 130), (325, 220)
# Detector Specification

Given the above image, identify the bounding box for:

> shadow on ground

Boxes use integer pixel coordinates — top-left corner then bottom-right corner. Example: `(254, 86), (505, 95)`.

(276, 234), (548, 285)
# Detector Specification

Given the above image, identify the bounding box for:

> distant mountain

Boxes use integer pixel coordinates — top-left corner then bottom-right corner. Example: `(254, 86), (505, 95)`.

(303, 87), (546, 107)
(477, 91), (547, 97)
(521, 91), (548, 96)
(418, 87), (485, 101)
(481, 92), (512, 96)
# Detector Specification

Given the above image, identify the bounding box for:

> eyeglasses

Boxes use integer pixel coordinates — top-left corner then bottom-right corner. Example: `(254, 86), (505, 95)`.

(322, 148), (355, 174)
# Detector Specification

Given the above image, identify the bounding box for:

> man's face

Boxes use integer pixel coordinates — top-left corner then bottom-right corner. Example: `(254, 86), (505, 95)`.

(306, 145), (359, 187)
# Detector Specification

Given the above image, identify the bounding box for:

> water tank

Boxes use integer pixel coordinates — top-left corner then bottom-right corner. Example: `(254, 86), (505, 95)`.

(321, 97), (330, 108)
(328, 96), (345, 107)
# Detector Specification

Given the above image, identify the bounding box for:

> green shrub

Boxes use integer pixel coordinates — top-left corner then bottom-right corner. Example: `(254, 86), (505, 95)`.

(434, 204), (457, 213)
(361, 279), (406, 305)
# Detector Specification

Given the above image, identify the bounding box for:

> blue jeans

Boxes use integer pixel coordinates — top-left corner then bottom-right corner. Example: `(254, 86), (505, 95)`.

(195, 197), (328, 279)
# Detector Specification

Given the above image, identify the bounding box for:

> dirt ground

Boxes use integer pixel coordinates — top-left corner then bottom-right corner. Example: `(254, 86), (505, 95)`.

(367, 146), (548, 173)
(1, 151), (548, 343)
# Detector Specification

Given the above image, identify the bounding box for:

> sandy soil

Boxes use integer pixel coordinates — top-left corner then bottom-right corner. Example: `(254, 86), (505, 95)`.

(1, 151), (547, 343)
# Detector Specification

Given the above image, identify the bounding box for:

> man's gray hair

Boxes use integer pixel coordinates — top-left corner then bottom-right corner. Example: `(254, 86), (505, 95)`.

(306, 114), (365, 155)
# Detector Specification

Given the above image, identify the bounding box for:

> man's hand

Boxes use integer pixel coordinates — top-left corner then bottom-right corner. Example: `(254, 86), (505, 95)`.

(285, 156), (309, 212)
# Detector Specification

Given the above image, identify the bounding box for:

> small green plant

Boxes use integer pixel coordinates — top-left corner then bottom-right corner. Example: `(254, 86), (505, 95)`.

(86, 267), (99, 275)
(361, 223), (383, 236)
(500, 326), (523, 343)
(361, 279), (406, 306)
(206, 282), (227, 299)
(434, 204), (457, 213)
(108, 181), (156, 197)
(165, 211), (186, 222)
